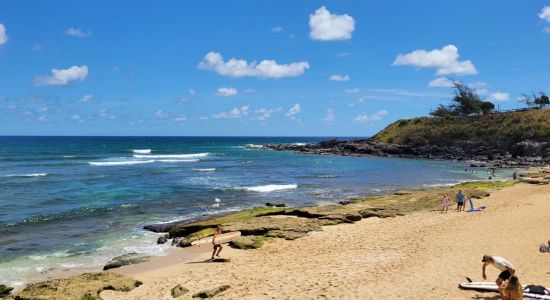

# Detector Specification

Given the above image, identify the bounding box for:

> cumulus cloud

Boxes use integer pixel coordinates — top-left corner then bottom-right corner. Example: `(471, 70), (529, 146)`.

(209, 105), (250, 120)
(286, 103), (301, 120)
(255, 107), (282, 121)
(71, 114), (84, 123)
(345, 88), (360, 94)
(198, 51), (309, 79)
(0, 23), (8, 45)
(324, 108), (336, 123)
(428, 77), (456, 88)
(309, 6), (355, 41)
(78, 94), (94, 103)
(540, 6), (550, 23)
(64, 28), (92, 38)
(173, 116), (187, 123)
(216, 87), (238, 97)
(155, 110), (168, 118)
(354, 110), (388, 124)
(329, 74), (350, 82)
(393, 45), (478, 76)
(488, 92), (510, 101)
(34, 65), (89, 86)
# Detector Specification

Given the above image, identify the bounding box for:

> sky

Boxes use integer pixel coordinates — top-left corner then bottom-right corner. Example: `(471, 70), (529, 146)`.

(1, 1), (550, 136)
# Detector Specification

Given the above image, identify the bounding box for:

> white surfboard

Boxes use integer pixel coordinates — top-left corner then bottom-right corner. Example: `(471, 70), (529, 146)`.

(191, 231), (241, 246)
(459, 282), (550, 299)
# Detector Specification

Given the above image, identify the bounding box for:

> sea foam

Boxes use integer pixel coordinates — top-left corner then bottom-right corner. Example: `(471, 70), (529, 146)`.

(132, 149), (151, 154)
(133, 153), (209, 159)
(242, 184), (298, 193)
(193, 168), (216, 172)
(5, 173), (48, 178)
(88, 160), (155, 166)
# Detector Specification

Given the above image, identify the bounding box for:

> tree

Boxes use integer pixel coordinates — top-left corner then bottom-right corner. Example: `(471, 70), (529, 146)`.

(430, 104), (455, 117)
(480, 101), (495, 114)
(534, 92), (549, 109)
(517, 93), (536, 108)
(450, 82), (485, 115)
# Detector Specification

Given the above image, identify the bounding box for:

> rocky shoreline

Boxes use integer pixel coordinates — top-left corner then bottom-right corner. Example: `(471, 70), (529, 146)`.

(254, 139), (550, 167)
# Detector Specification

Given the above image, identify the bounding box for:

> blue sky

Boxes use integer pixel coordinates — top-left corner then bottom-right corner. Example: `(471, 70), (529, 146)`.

(1, 1), (550, 136)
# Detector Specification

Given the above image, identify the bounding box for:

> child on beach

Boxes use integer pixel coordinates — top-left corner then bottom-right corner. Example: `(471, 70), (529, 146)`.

(211, 225), (223, 260)
(441, 193), (449, 213)
(499, 275), (523, 300)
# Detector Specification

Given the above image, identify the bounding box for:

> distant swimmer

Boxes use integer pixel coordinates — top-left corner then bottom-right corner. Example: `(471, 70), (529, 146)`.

(482, 255), (515, 286)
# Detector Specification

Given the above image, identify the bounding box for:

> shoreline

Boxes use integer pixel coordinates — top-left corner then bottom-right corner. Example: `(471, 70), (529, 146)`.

(101, 181), (550, 299)
(6, 168), (549, 299)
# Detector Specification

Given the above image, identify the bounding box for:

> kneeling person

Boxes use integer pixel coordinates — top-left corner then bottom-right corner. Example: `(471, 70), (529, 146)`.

(482, 255), (515, 286)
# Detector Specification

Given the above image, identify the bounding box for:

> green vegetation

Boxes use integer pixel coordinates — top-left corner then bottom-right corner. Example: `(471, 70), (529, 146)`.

(454, 180), (518, 190)
(518, 92), (550, 109)
(431, 82), (495, 117)
(373, 109), (550, 148)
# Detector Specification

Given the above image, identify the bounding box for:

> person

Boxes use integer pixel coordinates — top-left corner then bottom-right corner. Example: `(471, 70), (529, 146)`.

(211, 225), (223, 259)
(499, 275), (523, 300)
(482, 255), (515, 286)
(456, 190), (466, 212)
(441, 193), (449, 213)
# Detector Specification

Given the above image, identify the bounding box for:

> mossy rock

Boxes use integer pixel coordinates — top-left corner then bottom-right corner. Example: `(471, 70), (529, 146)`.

(177, 228), (217, 247)
(266, 230), (307, 240)
(171, 284), (189, 298)
(0, 284), (14, 297)
(15, 272), (142, 300)
(229, 236), (267, 249)
(103, 253), (150, 270)
(192, 285), (230, 298)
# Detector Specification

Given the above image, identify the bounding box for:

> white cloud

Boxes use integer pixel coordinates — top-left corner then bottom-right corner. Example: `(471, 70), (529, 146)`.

(286, 103), (301, 120)
(345, 88), (360, 94)
(488, 92), (510, 101)
(428, 77), (455, 88)
(210, 105), (250, 120)
(198, 51), (309, 79)
(0, 23), (8, 45)
(71, 114), (84, 123)
(539, 6), (550, 23)
(354, 110), (388, 124)
(272, 26), (283, 32)
(324, 108), (336, 123)
(189, 89), (197, 96)
(34, 65), (89, 86)
(155, 110), (168, 118)
(329, 74), (350, 81)
(37, 115), (50, 122)
(173, 116), (187, 123)
(255, 107), (282, 121)
(309, 6), (355, 41)
(64, 28), (92, 38)
(99, 108), (117, 120)
(244, 88), (256, 93)
(393, 45), (478, 76)
(216, 87), (238, 97)
(79, 94), (94, 103)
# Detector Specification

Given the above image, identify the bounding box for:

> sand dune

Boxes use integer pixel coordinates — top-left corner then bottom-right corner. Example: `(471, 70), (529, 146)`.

(102, 183), (550, 299)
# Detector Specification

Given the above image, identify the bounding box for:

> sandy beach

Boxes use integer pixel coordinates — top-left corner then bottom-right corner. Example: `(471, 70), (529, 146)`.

(97, 182), (550, 299)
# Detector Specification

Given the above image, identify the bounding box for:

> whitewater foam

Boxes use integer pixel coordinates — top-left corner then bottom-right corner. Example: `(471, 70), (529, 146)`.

(156, 159), (199, 163)
(132, 149), (151, 154)
(88, 160), (155, 166)
(133, 153), (209, 159)
(5, 173), (48, 178)
(193, 168), (216, 172)
(242, 184), (298, 193)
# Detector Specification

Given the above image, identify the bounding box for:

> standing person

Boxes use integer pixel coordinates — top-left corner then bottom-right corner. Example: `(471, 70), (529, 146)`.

(482, 255), (515, 286)
(441, 193), (450, 213)
(211, 225), (223, 260)
(499, 275), (523, 300)
(456, 190), (466, 212)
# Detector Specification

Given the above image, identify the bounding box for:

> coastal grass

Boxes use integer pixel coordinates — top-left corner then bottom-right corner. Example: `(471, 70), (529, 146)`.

(372, 109), (550, 149)
(524, 172), (547, 178)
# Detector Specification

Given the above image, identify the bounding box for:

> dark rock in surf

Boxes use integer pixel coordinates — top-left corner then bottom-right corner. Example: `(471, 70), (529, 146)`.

(103, 253), (150, 270)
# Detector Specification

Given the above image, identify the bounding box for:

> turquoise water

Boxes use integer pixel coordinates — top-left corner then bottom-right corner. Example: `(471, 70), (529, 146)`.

(0, 136), (512, 286)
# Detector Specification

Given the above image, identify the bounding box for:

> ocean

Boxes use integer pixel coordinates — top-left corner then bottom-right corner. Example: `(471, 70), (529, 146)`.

(0, 136), (513, 287)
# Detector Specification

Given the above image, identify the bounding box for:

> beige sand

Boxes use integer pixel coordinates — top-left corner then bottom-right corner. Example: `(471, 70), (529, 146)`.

(102, 183), (550, 299)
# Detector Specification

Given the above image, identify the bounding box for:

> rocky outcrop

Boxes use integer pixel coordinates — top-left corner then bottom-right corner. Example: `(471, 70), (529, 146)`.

(229, 236), (267, 249)
(0, 284), (13, 297)
(15, 272), (142, 300)
(103, 253), (150, 270)
(192, 285), (230, 298)
(171, 284), (189, 298)
(222, 216), (322, 236)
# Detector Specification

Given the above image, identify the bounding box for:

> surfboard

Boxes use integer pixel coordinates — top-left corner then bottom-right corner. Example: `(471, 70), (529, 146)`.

(191, 231), (241, 246)
(459, 282), (550, 299)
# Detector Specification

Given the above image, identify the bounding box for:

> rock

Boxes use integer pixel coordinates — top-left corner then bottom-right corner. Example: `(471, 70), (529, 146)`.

(15, 272), (142, 300)
(265, 202), (286, 207)
(229, 236), (266, 249)
(157, 235), (168, 244)
(171, 284), (189, 298)
(394, 191), (413, 195)
(0, 284), (13, 297)
(266, 230), (306, 240)
(519, 178), (549, 185)
(359, 209), (404, 218)
(192, 285), (230, 298)
(103, 253), (150, 270)
(222, 216), (322, 236)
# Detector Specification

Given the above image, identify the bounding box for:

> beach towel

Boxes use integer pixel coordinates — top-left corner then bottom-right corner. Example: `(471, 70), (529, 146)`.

(524, 285), (550, 295)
